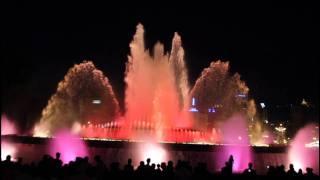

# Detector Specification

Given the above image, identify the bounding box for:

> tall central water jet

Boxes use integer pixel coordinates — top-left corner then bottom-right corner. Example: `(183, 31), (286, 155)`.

(124, 24), (192, 140)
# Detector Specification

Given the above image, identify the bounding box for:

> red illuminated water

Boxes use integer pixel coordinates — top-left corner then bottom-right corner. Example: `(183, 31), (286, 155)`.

(33, 24), (260, 145)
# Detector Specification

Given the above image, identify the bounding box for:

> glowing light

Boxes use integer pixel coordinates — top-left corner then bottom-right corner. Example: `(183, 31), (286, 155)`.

(216, 145), (252, 172)
(260, 103), (266, 109)
(215, 114), (252, 172)
(49, 130), (88, 164)
(192, 97), (196, 106)
(275, 126), (286, 132)
(264, 120), (268, 124)
(92, 99), (101, 104)
(305, 140), (319, 148)
(237, 94), (246, 98)
(71, 122), (82, 134)
(301, 98), (309, 107)
(253, 143), (269, 147)
(189, 107), (198, 112)
(289, 124), (319, 174)
(33, 124), (49, 137)
(1, 114), (17, 135)
(208, 107), (216, 113)
(1, 141), (16, 161)
(139, 143), (167, 164)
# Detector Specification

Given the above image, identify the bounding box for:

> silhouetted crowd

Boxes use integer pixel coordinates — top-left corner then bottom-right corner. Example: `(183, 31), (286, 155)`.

(1, 153), (318, 180)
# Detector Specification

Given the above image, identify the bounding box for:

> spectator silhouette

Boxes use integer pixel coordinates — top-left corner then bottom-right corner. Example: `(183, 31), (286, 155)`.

(221, 155), (234, 175)
(151, 163), (156, 176)
(276, 165), (286, 176)
(266, 165), (276, 176)
(124, 158), (134, 174)
(146, 158), (151, 167)
(306, 167), (315, 176)
(94, 155), (106, 179)
(1, 152), (319, 179)
(221, 162), (230, 175)
(165, 161), (174, 179)
(287, 163), (297, 176)
(54, 152), (62, 167)
(4, 155), (12, 165)
(228, 155), (234, 174)
(243, 162), (256, 176)
(155, 164), (162, 179)
(145, 158), (152, 177)
(136, 161), (146, 178)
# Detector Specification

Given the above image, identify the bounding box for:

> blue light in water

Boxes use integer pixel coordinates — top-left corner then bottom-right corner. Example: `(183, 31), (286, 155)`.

(236, 94), (246, 98)
(208, 107), (216, 113)
(189, 107), (198, 112)
(192, 97), (196, 106)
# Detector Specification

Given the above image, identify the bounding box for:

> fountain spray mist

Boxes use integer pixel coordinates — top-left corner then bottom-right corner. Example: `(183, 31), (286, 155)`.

(289, 123), (319, 174)
(1, 114), (18, 160)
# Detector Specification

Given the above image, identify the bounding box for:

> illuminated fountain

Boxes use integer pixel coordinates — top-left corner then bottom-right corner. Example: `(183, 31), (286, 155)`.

(1, 24), (318, 174)
(34, 62), (120, 137)
(33, 24), (262, 145)
(289, 123), (319, 173)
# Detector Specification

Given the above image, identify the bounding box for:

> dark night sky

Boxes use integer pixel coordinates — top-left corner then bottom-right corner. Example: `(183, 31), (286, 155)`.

(2, 1), (319, 131)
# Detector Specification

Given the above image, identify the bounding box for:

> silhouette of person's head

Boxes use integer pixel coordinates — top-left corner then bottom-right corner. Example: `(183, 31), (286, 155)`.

(248, 162), (253, 169)
(306, 167), (313, 174)
(146, 158), (151, 165)
(161, 162), (166, 170)
(140, 161), (145, 166)
(229, 155), (234, 162)
(6, 155), (11, 161)
(56, 152), (61, 159)
(289, 164), (294, 170)
(298, 169), (303, 175)
(128, 158), (132, 165)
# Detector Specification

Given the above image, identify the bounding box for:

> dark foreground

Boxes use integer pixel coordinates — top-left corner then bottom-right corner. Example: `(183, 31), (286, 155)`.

(2, 152), (318, 180)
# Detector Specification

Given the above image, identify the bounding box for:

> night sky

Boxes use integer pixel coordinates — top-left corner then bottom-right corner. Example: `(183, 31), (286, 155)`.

(2, 1), (318, 131)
